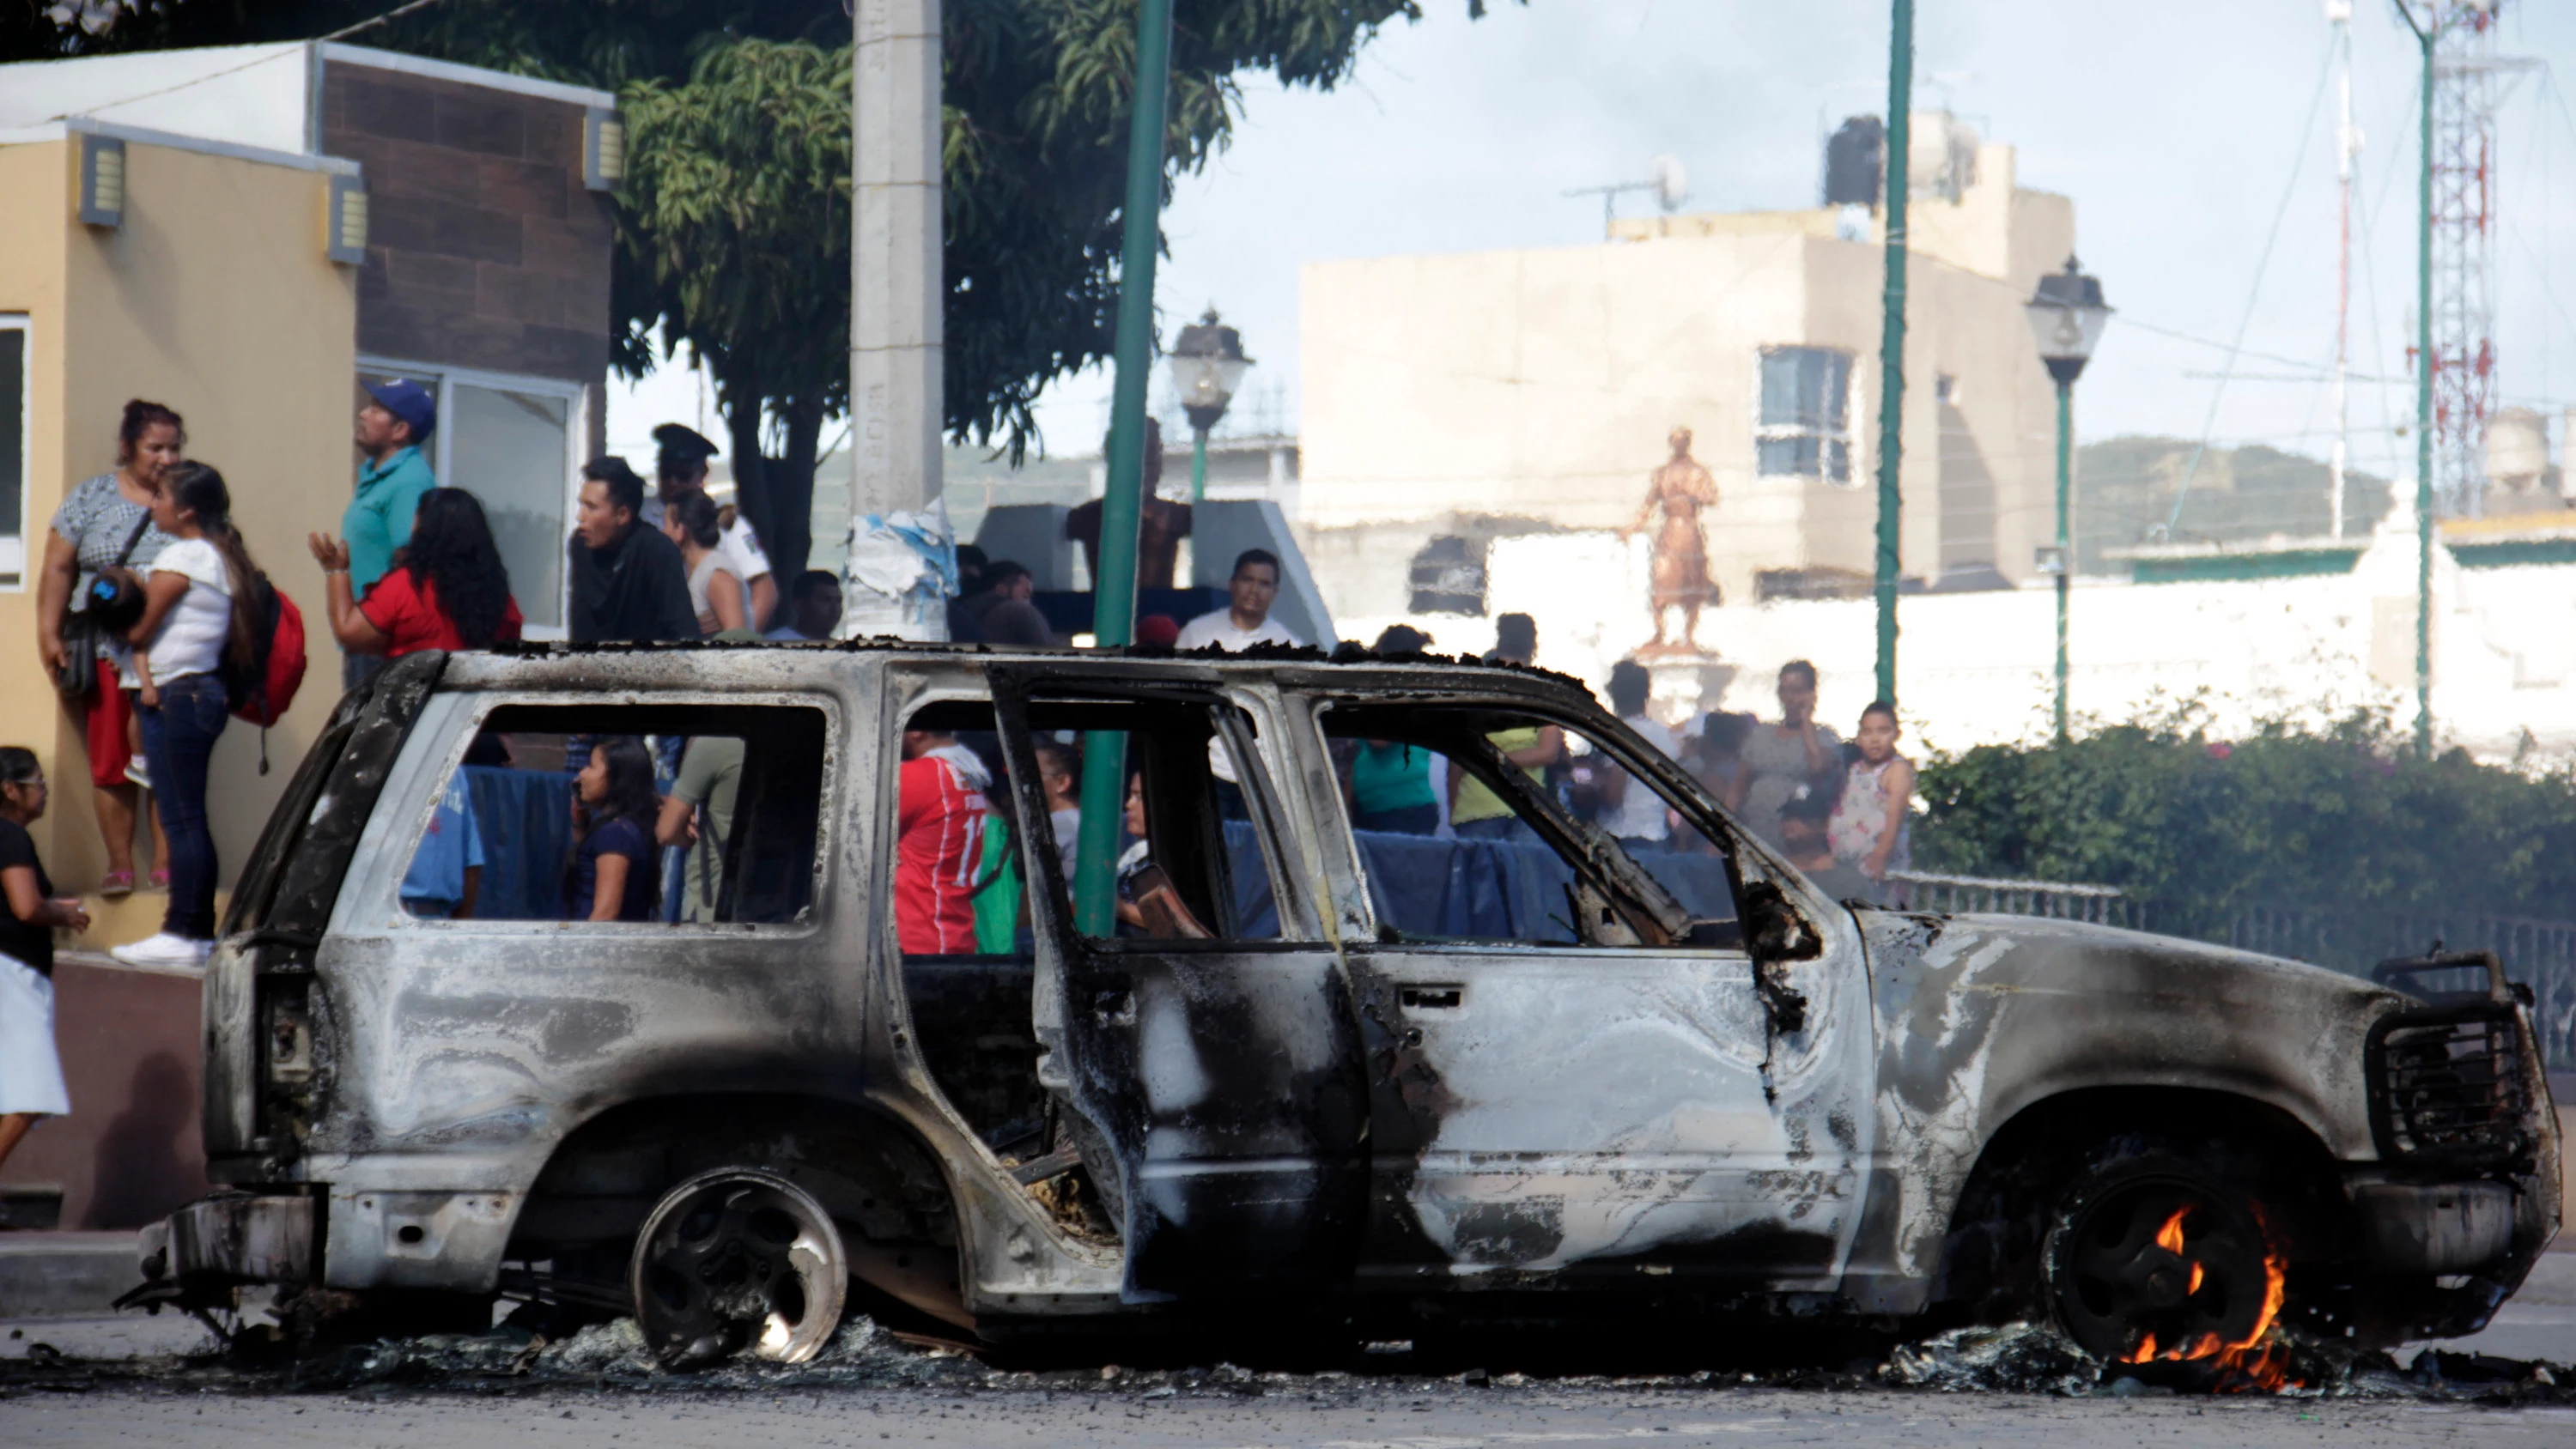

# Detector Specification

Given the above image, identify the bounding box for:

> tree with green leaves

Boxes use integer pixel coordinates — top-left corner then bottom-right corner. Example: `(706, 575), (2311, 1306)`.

(615, 39), (849, 585)
(8, 0), (1513, 579)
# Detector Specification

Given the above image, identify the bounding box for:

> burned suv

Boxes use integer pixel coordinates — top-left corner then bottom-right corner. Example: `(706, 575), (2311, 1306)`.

(131, 644), (2560, 1367)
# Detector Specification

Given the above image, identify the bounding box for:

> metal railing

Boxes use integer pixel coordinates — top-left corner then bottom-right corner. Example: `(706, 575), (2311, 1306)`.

(1883, 870), (2141, 927)
(2221, 904), (2576, 1071)
(1878, 872), (2573, 1070)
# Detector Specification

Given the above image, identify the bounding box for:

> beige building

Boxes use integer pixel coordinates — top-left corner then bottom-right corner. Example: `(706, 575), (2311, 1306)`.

(1297, 114), (2075, 621)
(0, 45), (618, 937)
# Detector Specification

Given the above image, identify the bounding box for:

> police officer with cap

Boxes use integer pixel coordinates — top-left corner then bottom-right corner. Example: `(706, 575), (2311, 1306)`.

(647, 423), (776, 631)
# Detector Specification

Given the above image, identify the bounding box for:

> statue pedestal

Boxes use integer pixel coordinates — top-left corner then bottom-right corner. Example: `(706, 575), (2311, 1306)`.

(1643, 653), (1735, 731)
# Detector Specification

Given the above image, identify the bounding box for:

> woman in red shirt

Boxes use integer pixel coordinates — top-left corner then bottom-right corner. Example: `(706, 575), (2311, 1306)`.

(308, 488), (523, 658)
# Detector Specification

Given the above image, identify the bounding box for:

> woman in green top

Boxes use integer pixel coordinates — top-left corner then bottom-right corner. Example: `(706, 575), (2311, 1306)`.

(1350, 741), (1438, 834)
(1348, 625), (1443, 835)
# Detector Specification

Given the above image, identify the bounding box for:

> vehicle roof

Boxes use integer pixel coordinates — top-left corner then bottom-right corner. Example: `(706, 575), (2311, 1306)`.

(479, 636), (1599, 698)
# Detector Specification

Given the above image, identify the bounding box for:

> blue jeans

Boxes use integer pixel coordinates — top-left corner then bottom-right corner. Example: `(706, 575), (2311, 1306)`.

(1454, 815), (1534, 845)
(140, 673), (228, 939)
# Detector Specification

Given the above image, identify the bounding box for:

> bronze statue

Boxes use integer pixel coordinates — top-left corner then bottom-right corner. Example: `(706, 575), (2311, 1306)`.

(1623, 426), (1719, 652)
(1066, 417), (1194, 590)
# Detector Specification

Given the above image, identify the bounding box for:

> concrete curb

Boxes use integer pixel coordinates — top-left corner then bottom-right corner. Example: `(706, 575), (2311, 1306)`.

(2515, 1250), (2576, 1307)
(0, 1232), (140, 1319)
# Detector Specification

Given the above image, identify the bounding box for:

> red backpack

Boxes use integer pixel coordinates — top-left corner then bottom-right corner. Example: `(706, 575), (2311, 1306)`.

(220, 573), (309, 767)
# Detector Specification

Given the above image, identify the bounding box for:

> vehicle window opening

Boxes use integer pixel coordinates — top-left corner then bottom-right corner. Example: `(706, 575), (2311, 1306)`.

(395, 703), (825, 925)
(1319, 703), (1742, 951)
(1013, 695), (1284, 946)
(892, 698), (1051, 1167)
(896, 690), (1290, 1248)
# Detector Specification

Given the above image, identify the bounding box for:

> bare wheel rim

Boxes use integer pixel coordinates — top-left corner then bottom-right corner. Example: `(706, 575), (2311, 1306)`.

(2048, 1170), (2268, 1362)
(629, 1168), (848, 1367)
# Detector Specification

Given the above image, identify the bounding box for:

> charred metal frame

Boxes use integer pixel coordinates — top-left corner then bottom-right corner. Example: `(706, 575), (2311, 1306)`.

(136, 640), (2559, 1348)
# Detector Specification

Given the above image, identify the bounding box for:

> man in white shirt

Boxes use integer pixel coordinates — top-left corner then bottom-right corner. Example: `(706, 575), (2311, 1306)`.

(647, 424), (776, 631)
(1598, 658), (1676, 849)
(1175, 549), (1298, 652)
(1174, 549), (1301, 817)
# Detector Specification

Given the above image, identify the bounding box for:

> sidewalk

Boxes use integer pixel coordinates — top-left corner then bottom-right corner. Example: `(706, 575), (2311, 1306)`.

(0, 1232), (140, 1319)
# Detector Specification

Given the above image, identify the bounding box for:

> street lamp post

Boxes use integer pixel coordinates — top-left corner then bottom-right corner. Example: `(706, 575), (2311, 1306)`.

(2391, 0), (2437, 757)
(1071, 0), (1177, 938)
(1167, 307), (1253, 505)
(2025, 257), (2112, 743)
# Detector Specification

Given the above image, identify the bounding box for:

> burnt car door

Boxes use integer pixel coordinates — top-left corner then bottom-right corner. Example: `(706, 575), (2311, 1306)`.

(985, 663), (1369, 1303)
(1299, 687), (1875, 1291)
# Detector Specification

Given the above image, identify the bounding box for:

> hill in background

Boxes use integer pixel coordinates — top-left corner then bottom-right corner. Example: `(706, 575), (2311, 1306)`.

(2074, 436), (2393, 574)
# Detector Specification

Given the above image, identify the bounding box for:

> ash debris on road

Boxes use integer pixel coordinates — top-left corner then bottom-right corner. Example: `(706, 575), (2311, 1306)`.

(3, 1313), (2570, 1409)
(1886, 1320), (2571, 1404)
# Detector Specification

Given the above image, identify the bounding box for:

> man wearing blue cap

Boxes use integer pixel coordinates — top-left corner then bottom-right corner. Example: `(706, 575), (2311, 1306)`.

(346, 379), (439, 687)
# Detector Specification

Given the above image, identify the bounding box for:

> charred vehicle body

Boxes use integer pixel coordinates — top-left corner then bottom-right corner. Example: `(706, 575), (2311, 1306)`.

(126, 645), (2560, 1366)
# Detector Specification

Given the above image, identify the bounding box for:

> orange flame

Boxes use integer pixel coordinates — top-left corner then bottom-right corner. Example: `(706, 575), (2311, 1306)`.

(2154, 1206), (2189, 1255)
(2116, 1206), (2299, 1391)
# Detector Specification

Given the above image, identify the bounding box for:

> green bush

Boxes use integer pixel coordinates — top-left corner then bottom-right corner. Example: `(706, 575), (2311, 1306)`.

(1912, 707), (2576, 938)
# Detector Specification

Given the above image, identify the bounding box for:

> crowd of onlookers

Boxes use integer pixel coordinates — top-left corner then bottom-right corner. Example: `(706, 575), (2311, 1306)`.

(0, 389), (1911, 1182)
(1324, 616), (1918, 910)
(0, 389), (863, 1180)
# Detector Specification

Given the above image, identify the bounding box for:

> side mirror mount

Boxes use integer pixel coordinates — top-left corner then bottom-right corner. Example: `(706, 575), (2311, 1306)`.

(1740, 879), (1821, 962)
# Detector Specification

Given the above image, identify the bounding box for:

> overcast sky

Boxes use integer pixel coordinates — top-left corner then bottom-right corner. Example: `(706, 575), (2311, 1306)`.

(612, 0), (2576, 484)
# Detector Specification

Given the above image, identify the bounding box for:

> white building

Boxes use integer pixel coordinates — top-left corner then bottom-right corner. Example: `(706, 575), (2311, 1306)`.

(1296, 113), (2073, 621)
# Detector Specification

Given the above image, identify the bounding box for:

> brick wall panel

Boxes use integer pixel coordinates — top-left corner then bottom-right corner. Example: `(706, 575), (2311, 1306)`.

(430, 203), (526, 268)
(434, 91), (530, 159)
(324, 60), (613, 386)
(477, 157), (568, 221)
(367, 139), (484, 211)
(525, 109), (580, 171)
(390, 250), (478, 300)
(515, 323), (610, 379)
(521, 212), (607, 281)
(337, 70), (435, 142)
(477, 265), (561, 326)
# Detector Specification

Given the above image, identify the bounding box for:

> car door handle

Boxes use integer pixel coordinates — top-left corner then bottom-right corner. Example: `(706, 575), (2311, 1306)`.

(1400, 985), (1462, 1009)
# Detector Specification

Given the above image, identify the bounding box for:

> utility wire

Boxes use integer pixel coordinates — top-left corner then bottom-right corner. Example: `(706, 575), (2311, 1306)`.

(39, 0), (453, 124)
(2162, 42), (2341, 537)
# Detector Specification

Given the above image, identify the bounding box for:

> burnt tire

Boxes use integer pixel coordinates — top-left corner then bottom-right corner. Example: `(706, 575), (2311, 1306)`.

(2042, 1139), (2281, 1363)
(629, 1168), (848, 1368)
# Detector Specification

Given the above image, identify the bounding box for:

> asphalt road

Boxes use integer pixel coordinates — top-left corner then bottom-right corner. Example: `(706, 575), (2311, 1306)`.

(2, 1306), (2573, 1449)
(5, 1371), (2576, 1449)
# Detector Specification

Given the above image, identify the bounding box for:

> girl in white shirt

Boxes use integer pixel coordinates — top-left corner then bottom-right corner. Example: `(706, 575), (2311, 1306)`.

(116, 463), (262, 970)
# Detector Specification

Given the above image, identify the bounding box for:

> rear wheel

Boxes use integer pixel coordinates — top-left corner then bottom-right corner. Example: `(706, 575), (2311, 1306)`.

(2043, 1143), (2279, 1362)
(629, 1168), (848, 1367)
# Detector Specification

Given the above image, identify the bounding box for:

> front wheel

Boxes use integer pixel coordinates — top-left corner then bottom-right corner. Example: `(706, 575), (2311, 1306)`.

(629, 1167), (848, 1367)
(2043, 1143), (2283, 1364)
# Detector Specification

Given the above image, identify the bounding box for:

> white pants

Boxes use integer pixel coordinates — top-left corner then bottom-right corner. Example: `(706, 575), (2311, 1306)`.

(0, 954), (70, 1117)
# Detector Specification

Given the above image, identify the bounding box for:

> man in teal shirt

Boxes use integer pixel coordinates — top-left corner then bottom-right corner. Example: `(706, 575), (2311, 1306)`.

(343, 379), (438, 688)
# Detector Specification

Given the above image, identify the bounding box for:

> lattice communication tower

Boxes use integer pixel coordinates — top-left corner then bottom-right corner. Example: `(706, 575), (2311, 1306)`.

(2427, 2), (2510, 516)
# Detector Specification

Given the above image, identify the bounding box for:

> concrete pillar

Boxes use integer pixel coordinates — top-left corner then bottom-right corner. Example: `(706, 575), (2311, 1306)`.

(852, 0), (942, 521)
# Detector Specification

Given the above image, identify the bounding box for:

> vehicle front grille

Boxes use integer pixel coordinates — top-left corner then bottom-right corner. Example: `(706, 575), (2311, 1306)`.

(2366, 1004), (2532, 1165)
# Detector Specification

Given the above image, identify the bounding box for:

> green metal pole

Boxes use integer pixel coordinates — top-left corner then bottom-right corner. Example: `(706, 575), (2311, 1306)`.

(1873, 0), (1913, 706)
(1190, 425), (1209, 504)
(2053, 379), (2072, 742)
(1072, 0), (1175, 937)
(2412, 8), (2435, 758)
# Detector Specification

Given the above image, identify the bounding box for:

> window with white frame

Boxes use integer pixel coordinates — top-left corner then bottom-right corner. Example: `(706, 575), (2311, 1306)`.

(1755, 346), (1856, 485)
(1, 316), (27, 588)
(358, 361), (585, 635)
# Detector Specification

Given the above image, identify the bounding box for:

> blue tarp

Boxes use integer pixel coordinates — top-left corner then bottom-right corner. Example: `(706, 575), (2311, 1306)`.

(1222, 822), (1736, 944)
(461, 765), (576, 920)
(458, 778), (1733, 937)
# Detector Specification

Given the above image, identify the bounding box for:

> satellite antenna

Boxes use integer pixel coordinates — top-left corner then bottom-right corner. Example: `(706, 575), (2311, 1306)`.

(1565, 155), (1692, 238)
(1650, 155), (1688, 213)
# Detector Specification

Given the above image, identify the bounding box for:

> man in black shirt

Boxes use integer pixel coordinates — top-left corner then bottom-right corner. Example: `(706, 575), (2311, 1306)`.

(956, 560), (1054, 647)
(568, 458), (696, 644)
